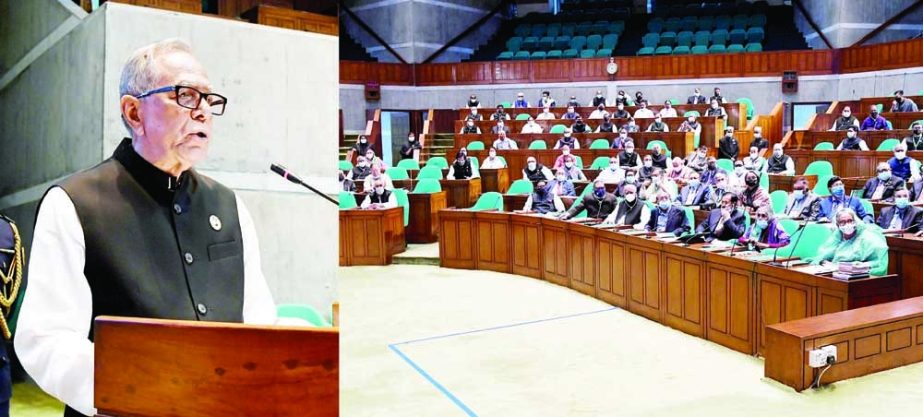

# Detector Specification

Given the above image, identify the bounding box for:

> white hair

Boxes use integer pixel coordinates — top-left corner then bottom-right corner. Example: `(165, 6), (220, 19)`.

(119, 38), (194, 133)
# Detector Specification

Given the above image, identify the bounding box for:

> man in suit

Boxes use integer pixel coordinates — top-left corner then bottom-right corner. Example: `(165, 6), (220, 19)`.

(687, 88), (706, 104)
(815, 176), (873, 223)
(696, 192), (747, 242)
(645, 191), (691, 236)
(782, 177), (820, 219)
(560, 180), (618, 220)
(675, 171), (712, 206)
(877, 188), (923, 233)
(717, 126), (739, 160)
(861, 162), (905, 202)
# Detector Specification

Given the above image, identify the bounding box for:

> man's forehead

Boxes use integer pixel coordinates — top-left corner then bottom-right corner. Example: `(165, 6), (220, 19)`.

(155, 51), (211, 90)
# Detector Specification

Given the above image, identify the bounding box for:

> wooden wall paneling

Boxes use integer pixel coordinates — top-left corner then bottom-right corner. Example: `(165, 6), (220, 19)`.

(566, 223), (597, 297)
(415, 63), (456, 86)
(345, 212), (383, 265)
(511, 215), (543, 278)
(541, 217), (570, 286)
(842, 38), (923, 73)
(661, 246), (707, 338)
(888, 235), (923, 299)
(110, 0), (202, 13)
(529, 59), (573, 83)
(755, 264), (816, 355)
(454, 62), (494, 85)
(406, 191), (446, 243)
(571, 58), (610, 81)
(626, 238), (663, 322)
(339, 210), (350, 266)
(704, 254), (756, 355)
(595, 230), (628, 308)
(492, 61), (531, 84)
(247, 5), (338, 36)
(474, 211), (512, 273)
(438, 209), (477, 269)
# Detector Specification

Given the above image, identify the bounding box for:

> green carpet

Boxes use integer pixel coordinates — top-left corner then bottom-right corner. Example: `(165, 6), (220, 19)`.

(11, 383), (63, 417)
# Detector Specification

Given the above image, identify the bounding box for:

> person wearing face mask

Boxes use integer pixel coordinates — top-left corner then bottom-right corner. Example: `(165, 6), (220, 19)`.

(704, 172), (732, 210)
(743, 146), (767, 174)
(634, 91), (645, 105)
(612, 103), (630, 119)
(491, 105), (511, 121)
(351, 135), (371, 158)
(861, 105), (890, 131)
(810, 208), (889, 276)
(623, 117), (640, 133)
(815, 176), (873, 223)
(465, 107), (483, 121)
(740, 170), (770, 212)
(633, 100), (655, 119)
(447, 149), (478, 180)
(891, 89), (919, 112)
(667, 157), (692, 180)
(595, 157), (626, 184)
(492, 131), (519, 150)
(645, 191), (691, 235)
(687, 88), (706, 105)
(592, 90), (607, 107)
(782, 177), (820, 219)
(675, 171), (712, 207)
(399, 132), (422, 160)
(513, 92), (530, 108)
(561, 180), (618, 220)
(887, 144), (916, 181)
(589, 104), (609, 119)
(523, 180), (566, 214)
(360, 178), (398, 209)
(364, 149), (386, 171)
(558, 156), (587, 182)
(642, 168), (678, 201)
(766, 144), (795, 175)
(572, 116), (590, 133)
(902, 122), (923, 151)
(700, 156), (725, 185)
(738, 205), (791, 250)
(684, 146), (709, 173)
(567, 96), (580, 108)
(861, 162), (905, 202)
(836, 126), (869, 150)
(537, 106), (558, 121)
(521, 116), (544, 134)
(710, 87), (725, 104)
(718, 127), (739, 160)
(611, 128), (633, 149)
(460, 119), (481, 134)
(539, 90), (556, 108)
(705, 99), (727, 120)
(362, 165), (395, 192)
(554, 128), (579, 150)
(492, 119), (511, 136)
(830, 106), (860, 131)
(646, 115), (669, 132)
(345, 156), (372, 189)
(603, 184), (650, 228)
(617, 141), (641, 170)
(659, 100), (678, 118)
(559, 106), (576, 121)
(678, 114), (701, 135)
(615, 168), (641, 198)
(523, 157), (554, 182)
(467, 94), (480, 108)
(696, 192), (747, 242)
(614, 90), (630, 106)
(639, 155), (656, 180)
(750, 127), (769, 153)
(546, 169), (578, 197)
(649, 144), (668, 168)
(877, 188), (922, 233)
(595, 115), (616, 133)
(480, 147), (506, 169)
(552, 145), (576, 170)
(730, 161), (747, 192)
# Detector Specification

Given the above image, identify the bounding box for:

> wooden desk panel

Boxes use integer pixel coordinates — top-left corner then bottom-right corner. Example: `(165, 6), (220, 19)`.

(541, 218), (570, 287)
(785, 150), (921, 178)
(339, 207), (405, 266)
(407, 191), (446, 243)
(705, 252), (757, 354)
(567, 223), (597, 297)
(438, 209), (477, 269)
(457, 104), (743, 131)
(109, 0), (202, 13)
(480, 168), (510, 193)
(768, 174), (817, 193)
(627, 237), (663, 322)
(475, 211), (512, 273)
(242, 5), (338, 36)
(595, 230), (629, 308)
(662, 244), (707, 338)
(511, 215), (543, 279)
(786, 130), (909, 150)
(887, 235), (923, 298)
(441, 179), (481, 209)
(458, 132), (694, 161)
(456, 117), (717, 146)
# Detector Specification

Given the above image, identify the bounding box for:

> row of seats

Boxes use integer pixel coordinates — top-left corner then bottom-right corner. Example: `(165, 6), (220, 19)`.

(514, 21), (625, 38)
(506, 33), (618, 53)
(642, 29), (765, 49)
(647, 14), (766, 33)
(812, 138), (920, 152)
(651, 1), (768, 18)
(638, 43), (763, 56)
(498, 48), (612, 60)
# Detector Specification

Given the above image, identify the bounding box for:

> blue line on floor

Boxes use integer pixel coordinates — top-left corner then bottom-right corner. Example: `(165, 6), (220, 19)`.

(389, 344), (478, 417)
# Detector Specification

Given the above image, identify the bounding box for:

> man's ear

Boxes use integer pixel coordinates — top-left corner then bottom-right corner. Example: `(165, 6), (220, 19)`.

(120, 95), (144, 137)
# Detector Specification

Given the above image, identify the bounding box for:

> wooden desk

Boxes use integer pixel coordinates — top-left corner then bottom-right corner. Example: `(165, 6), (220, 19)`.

(109, 0), (202, 13)
(786, 130), (910, 150)
(440, 178), (481, 208)
(456, 132), (694, 159)
(810, 111), (923, 131)
(765, 296), (923, 392)
(480, 168), (510, 193)
(407, 191), (447, 243)
(887, 234), (923, 298)
(339, 207), (405, 266)
(786, 150), (923, 178)
(241, 4), (339, 36)
(456, 117), (717, 146)
(768, 174), (817, 193)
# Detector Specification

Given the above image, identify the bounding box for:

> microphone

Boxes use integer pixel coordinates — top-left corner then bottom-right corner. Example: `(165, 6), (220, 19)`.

(783, 220), (811, 268)
(770, 221), (807, 266)
(270, 163), (340, 206)
(727, 236), (739, 256)
(680, 230), (709, 246)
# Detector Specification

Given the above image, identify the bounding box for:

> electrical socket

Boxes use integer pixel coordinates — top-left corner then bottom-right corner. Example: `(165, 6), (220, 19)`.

(809, 345), (838, 368)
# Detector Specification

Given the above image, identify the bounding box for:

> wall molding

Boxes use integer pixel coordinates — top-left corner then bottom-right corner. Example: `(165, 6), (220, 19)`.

(351, 0), (491, 14)
(804, 22), (923, 40)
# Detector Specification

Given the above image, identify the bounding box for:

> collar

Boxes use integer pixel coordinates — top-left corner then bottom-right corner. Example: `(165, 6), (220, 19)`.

(113, 138), (191, 205)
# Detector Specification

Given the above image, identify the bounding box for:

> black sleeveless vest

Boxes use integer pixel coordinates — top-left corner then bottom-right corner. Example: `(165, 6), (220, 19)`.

(834, 116), (857, 131)
(370, 189), (392, 204)
(613, 200), (644, 225)
(767, 155), (791, 173)
(619, 151), (638, 167)
(525, 165), (546, 182)
(453, 160), (473, 179)
(531, 191), (555, 213)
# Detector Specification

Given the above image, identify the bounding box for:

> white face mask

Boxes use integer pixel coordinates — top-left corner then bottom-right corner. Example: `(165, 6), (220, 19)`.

(711, 103), (719, 109)
(625, 148), (634, 154)
(620, 133), (627, 138)
(610, 163), (618, 171)
(842, 112), (850, 117)
(528, 162), (536, 169)
(556, 175), (565, 181)
(375, 186), (384, 194)
(839, 223), (856, 236)
(750, 153), (758, 158)
(625, 193), (636, 202)
(644, 161), (652, 167)
(565, 162), (574, 168)
(774, 150), (783, 157)
(489, 153), (497, 158)
(895, 151), (906, 160)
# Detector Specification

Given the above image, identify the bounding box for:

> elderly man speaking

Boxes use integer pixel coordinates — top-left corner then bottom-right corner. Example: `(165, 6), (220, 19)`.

(15, 39), (278, 416)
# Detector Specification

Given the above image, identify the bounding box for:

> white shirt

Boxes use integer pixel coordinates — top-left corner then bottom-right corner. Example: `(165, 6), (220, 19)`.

(604, 203), (651, 228)
(15, 187), (278, 416)
(480, 157), (507, 169)
(595, 167), (625, 183)
(633, 108), (655, 119)
(535, 112), (556, 120)
(360, 191), (398, 209)
(659, 108), (678, 118)
(521, 122), (544, 134)
(588, 109), (609, 119)
(362, 173), (395, 191)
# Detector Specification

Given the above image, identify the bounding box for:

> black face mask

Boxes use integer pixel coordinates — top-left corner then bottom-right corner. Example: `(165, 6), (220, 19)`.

(746, 178), (758, 186)
(708, 163), (716, 169)
(871, 112), (879, 117)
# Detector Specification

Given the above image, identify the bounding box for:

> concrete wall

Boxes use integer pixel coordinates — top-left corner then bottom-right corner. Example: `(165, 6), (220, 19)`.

(796, 0), (923, 49)
(0, 0), (85, 74)
(0, 1), (339, 313)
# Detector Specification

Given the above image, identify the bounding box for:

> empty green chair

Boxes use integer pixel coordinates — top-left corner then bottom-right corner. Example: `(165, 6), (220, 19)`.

(745, 42), (762, 52)
(554, 36), (571, 50)
(339, 191), (357, 210)
(590, 21), (608, 35)
(277, 304), (330, 327)
(562, 23), (576, 37)
(425, 156), (448, 169)
(681, 16), (697, 32)
(691, 45), (708, 54)
(602, 34), (619, 50)
(563, 48), (579, 58)
(877, 138), (900, 151)
(813, 142), (834, 151)
(531, 24), (546, 37)
(590, 156), (611, 169)
(655, 46), (673, 55)
(513, 51), (531, 60)
(709, 44), (727, 54)
(698, 16), (714, 31)
(694, 30), (710, 46)
(773, 224), (832, 259)
(386, 167), (409, 180)
(736, 97), (755, 120)
(589, 139), (610, 149)
(715, 15), (731, 30)
(770, 190), (788, 214)
(576, 22), (592, 36)
(531, 51), (547, 60)
(595, 48), (612, 58)
(608, 21), (625, 34)
(570, 35), (587, 50)
(499, 101), (511, 108)
(638, 46), (656, 56)
(749, 14), (767, 28)
(506, 179), (534, 195)
(549, 124), (566, 134)
(580, 49), (596, 58)
(779, 218), (799, 235)
(467, 141), (485, 151)
(642, 33), (660, 48)
(711, 29), (728, 45)
(514, 24), (530, 37)
(729, 28), (747, 44)
(660, 31), (677, 46)
(813, 175), (833, 196)
(665, 17), (681, 32)
(760, 172), (770, 189)
(393, 188), (410, 226)
(338, 160), (353, 171)
(515, 113), (531, 120)
(497, 51), (514, 60)
(506, 36), (522, 52)
(861, 199), (874, 218)
(716, 158), (734, 173)
(538, 36), (555, 50)
(522, 36), (538, 51)
(586, 34), (602, 50)
(547, 23), (561, 37)
(418, 165), (444, 180)
(469, 192), (503, 211)
(804, 161), (833, 177)
(747, 27), (764, 43)
(727, 44), (744, 53)
(412, 178), (442, 193)
(470, 157), (480, 171)
(672, 46), (690, 55)
(528, 140), (548, 150)
(676, 31), (694, 47)
(684, 110), (701, 117)
(397, 159), (420, 170)
(647, 18), (664, 33)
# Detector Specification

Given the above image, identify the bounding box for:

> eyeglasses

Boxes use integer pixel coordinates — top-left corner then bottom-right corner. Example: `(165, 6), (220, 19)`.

(877, 169), (890, 173)
(755, 213), (770, 219)
(135, 85), (227, 116)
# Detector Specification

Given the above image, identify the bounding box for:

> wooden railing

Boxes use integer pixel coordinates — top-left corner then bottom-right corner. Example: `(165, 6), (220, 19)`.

(840, 37), (923, 73)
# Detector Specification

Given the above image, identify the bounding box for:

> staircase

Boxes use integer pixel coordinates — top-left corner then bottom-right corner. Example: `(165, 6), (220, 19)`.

(339, 134), (360, 160)
(763, 6), (810, 51)
(421, 133), (456, 164)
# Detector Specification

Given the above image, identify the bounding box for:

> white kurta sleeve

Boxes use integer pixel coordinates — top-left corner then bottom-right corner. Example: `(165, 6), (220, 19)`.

(14, 187), (96, 416)
(236, 195), (277, 325)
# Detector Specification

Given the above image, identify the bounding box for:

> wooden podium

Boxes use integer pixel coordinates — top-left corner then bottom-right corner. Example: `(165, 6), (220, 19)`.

(93, 316), (339, 417)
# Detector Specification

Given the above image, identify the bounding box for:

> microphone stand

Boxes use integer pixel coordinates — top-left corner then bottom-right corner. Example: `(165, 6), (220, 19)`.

(783, 221), (810, 268)
(770, 221), (807, 267)
(271, 164), (340, 206)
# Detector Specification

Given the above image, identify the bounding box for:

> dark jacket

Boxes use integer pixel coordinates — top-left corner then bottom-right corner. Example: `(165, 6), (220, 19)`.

(718, 136), (739, 160)
(399, 141), (421, 160)
(645, 206), (690, 236)
(877, 205), (923, 232)
(913, 181), (923, 202)
(676, 184), (712, 206)
(566, 192), (618, 219)
(696, 208), (747, 241)
(861, 176), (905, 202)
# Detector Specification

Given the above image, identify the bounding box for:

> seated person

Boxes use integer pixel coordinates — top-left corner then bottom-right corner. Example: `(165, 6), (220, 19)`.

(888, 144), (916, 181)
(591, 90), (606, 107)
(650, 143), (668, 168)
(521, 116), (544, 134)
(362, 165), (395, 191)
(711, 87), (725, 104)
(677, 114), (702, 135)
(492, 131), (519, 150)
(829, 106), (859, 131)
(614, 168), (640, 198)
(659, 100), (678, 118)
(675, 171), (712, 206)
(571, 116), (590, 133)
(491, 105), (511, 121)
(738, 205), (791, 250)
(364, 149), (386, 171)
(684, 146), (709, 173)
(547, 169), (577, 197)
(687, 88), (707, 104)
(646, 115), (669, 132)
(559, 106), (577, 120)
(729, 160), (747, 193)
(459, 119), (481, 134)
(633, 100), (655, 119)
(742, 146), (767, 174)
(836, 126), (869, 150)
(666, 157), (692, 180)
(351, 135), (371, 157)
(614, 90), (630, 106)
(861, 105), (890, 130)
(750, 127), (769, 153)
(739, 170), (770, 213)
(536, 106), (557, 120)
(891, 89), (919, 112)
(595, 115), (616, 133)
(695, 192), (747, 242)
(467, 94), (480, 108)
(782, 177), (820, 219)
(639, 154), (656, 180)
(399, 132), (421, 160)
(700, 157), (724, 185)
(704, 172), (733, 209)
(523, 179), (566, 214)
(558, 156), (587, 181)
(705, 99), (728, 120)
(566, 96), (579, 108)
(480, 147), (506, 169)
(554, 128), (580, 149)
(645, 191), (691, 236)
(617, 141), (642, 170)
(611, 128), (633, 149)
(539, 91), (556, 108)
(491, 119), (511, 136)
(862, 162), (905, 202)
(523, 157), (554, 182)
(560, 180), (618, 220)
(810, 208), (889, 275)
(903, 121), (923, 150)
(465, 107), (483, 121)
(913, 165), (923, 202)
(513, 92), (530, 108)
(877, 188), (923, 233)
(595, 157), (625, 184)
(814, 176), (873, 223)
(766, 144), (795, 175)
(642, 168), (678, 201)
(552, 146), (576, 170)
(718, 126), (739, 160)
(622, 117), (641, 133)
(360, 178), (398, 209)
(589, 104), (610, 119)
(344, 156), (372, 189)
(602, 184), (650, 228)
(612, 103), (630, 119)
(447, 150), (479, 180)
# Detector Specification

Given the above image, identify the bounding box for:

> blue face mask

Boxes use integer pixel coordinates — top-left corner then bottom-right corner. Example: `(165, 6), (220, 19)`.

(658, 201), (671, 211)
(688, 180), (700, 188)
(896, 197), (910, 209)
(831, 186), (845, 197)
(878, 171), (891, 182)
(756, 220), (769, 229)
(594, 188), (606, 198)
(793, 189), (804, 199)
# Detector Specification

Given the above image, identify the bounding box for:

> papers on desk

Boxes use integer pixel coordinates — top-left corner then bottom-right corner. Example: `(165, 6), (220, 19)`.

(621, 229), (650, 236)
(793, 264), (839, 275)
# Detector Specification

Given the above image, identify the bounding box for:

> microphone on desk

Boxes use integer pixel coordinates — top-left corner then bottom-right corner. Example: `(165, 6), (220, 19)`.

(727, 237), (739, 256)
(769, 221), (807, 267)
(270, 163), (340, 206)
(781, 220), (810, 268)
(680, 230), (708, 246)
